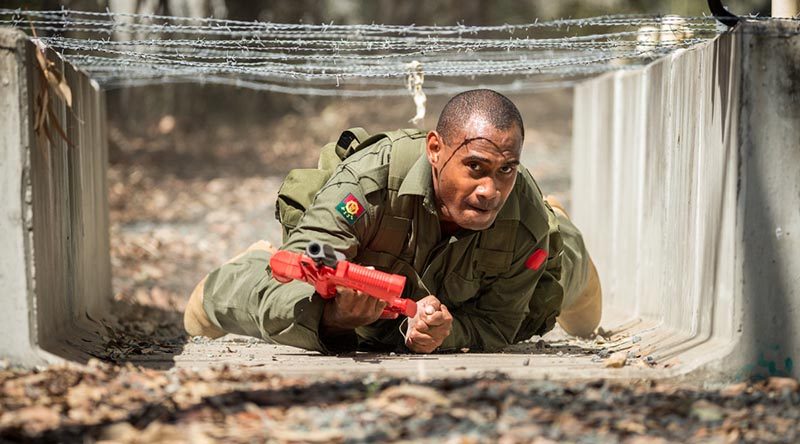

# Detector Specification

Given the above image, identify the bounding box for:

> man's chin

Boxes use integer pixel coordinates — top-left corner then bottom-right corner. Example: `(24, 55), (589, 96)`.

(456, 212), (497, 231)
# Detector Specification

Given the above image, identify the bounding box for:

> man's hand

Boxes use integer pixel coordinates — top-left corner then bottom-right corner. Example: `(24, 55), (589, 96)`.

(405, 295), (453, 353)
(321, 286), (387, 333)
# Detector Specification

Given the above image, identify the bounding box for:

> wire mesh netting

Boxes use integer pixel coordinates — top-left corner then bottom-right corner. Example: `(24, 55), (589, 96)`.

(1, 8), (729, 96)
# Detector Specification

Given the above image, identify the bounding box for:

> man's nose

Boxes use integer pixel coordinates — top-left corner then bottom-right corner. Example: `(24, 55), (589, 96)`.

(475, 178), (499, 202)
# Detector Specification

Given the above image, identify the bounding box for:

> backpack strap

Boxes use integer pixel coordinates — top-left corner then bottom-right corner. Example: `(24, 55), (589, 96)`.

(362, 129), (426, 262)
(334, 127), (371, 158)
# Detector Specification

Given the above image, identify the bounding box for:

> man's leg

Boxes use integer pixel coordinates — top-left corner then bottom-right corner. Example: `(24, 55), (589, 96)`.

(184, 240), (276, 338)
(545, 196), (603, 338)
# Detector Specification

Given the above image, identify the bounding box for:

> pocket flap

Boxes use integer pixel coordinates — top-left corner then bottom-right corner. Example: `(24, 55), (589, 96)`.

(368, 216), (410, 256)
(443, 272), (481, 304)
(474, 248), (514, 274)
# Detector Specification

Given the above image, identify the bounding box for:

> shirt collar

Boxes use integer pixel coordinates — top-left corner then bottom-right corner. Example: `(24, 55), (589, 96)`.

(398, 154), (431, 193)
(397, 154), (438, 215)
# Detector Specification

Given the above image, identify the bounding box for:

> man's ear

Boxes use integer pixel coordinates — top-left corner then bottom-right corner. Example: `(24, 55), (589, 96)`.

(426, 131), (443, 164)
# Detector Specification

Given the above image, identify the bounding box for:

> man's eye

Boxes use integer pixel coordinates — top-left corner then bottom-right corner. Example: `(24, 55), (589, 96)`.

(500, 165), (516, 174)
(468, 162), (481, 172)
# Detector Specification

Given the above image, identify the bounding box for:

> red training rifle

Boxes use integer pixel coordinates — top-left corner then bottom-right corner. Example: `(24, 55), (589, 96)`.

(269, 242), (417, 319)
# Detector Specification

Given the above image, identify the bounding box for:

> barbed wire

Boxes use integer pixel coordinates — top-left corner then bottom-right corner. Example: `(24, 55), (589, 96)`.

(1, 8), (729, 96)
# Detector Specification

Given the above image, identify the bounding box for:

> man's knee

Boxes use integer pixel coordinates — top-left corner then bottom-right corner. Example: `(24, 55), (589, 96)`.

(557, 258), (602, 338)
(229, 240), (277, 263)
(545, 195), (603, 337)
(183, 240), (276, 339)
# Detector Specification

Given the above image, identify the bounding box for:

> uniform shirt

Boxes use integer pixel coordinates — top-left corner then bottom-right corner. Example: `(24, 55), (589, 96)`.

(210, 135), (565, 354)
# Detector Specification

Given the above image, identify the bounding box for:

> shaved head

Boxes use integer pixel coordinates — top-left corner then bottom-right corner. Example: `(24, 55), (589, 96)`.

(426, 90), (524, 231)
(435, 89), (524, 145)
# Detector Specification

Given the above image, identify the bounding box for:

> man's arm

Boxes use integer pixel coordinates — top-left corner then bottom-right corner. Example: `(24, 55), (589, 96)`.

(189, 163), (381, 353)
(405, 200), (566, 353)
(437, 235), (562, 352)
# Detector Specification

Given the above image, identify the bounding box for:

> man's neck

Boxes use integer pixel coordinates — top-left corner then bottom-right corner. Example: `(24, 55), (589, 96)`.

(439, 220), (461, 237)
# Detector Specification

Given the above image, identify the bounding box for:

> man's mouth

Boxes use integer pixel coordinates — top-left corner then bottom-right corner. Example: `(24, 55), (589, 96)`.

(467, 204), (492, 214)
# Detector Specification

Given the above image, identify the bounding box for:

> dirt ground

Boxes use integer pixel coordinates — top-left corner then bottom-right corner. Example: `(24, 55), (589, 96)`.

(2, 90), (800, 442)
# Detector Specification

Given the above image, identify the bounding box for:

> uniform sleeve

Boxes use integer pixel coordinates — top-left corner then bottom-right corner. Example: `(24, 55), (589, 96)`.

(438, 210), (565, 352)
(281, 164), (375, 257)
(220, 164), (377, 354)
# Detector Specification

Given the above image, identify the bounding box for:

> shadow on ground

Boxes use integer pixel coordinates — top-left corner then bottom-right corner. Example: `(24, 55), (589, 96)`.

(94, 301), (189, 370)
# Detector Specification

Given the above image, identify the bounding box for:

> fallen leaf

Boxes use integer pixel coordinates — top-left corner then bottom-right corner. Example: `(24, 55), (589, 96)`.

(373, 384), (451, 407)
(617, 419), (647, 434)
(766, 377), (799, 392)
(720, 382), (747, 397)
(690, 399), (724, 422)
(98, 422), (139, 442)
(1, 405), (61, 435)
(271, 428), (345, 443)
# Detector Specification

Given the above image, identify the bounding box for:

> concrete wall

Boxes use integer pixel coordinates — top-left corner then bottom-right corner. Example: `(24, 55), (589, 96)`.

(573, 21), (800, 380)
(0, 28), (110, 366)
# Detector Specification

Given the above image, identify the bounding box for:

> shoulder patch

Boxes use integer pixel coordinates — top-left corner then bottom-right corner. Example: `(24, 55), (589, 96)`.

(336, 193), (366, 225)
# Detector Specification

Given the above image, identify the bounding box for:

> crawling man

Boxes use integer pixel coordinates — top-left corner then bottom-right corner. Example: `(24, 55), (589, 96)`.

(184, 89), (601, 354)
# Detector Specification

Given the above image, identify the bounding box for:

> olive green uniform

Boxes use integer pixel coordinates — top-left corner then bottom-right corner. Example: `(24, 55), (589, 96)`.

(202, 130), (588, 354)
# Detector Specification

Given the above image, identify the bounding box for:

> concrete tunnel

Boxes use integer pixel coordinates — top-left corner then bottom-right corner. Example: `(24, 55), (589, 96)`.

(1, 20), (799, 381)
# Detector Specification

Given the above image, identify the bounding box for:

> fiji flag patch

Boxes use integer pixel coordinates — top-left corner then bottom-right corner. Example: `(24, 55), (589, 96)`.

(336, 193), (366, 225)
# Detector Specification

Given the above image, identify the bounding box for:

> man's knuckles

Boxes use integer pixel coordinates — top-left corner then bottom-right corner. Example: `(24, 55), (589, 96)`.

(424, 312), (451, 326)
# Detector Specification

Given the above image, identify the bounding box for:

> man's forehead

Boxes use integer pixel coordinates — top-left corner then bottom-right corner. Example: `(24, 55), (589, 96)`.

(461, 142), (520, 162)
(450, 116), (522, 150)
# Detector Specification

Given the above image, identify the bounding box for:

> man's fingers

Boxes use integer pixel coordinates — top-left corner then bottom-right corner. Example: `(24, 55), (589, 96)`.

(406, 329), (436, 347)
(335, 286), (385, 317)
(406, 328), (441, 354)
(406, 297), (451, 353)
(424, 310), (450, 327)
(418, 322), (451, 338)
(419, 303), (453, 328)
(335, 286), (356, 299)
(418, 295), (441, 311)
(438, 304), (453, 326)
(371, 297), (388, 315)
(410, 315), (451, 338)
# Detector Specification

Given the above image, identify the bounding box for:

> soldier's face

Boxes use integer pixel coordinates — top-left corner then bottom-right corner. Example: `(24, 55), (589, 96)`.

(427, 118), (522, 231)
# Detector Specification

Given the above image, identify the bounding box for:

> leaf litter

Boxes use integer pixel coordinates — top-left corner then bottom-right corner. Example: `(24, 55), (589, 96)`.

(2, 363), (800, 443)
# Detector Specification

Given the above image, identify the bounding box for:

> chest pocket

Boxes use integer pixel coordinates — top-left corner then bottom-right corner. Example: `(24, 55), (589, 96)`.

(368, 214), (411, 257)
(473, 219), (518, 275)
(442, 272), (481, 306)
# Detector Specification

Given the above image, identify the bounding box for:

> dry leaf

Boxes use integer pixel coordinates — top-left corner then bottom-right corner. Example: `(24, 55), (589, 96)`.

(1, 405), (61, 435)
(617, 419), (647, 434)
(690, 399), (724, 422)
(373, 384), (451, 407)
(271, 428), (345, 443)
(58, 76), (73, 107)
(766, 377), (799, 392)
(720, 382), (747, 397)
